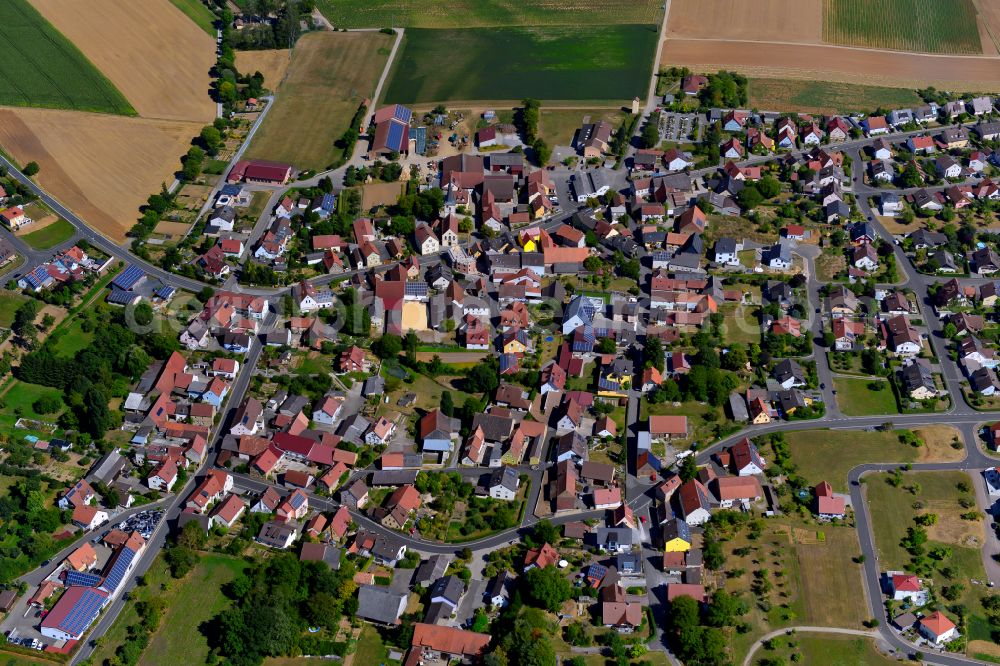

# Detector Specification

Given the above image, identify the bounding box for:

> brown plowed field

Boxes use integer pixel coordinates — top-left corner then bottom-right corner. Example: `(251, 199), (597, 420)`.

(28, 0), (215, 122)
(661, 38), (1000, 92)
(236, 49), (293, 89)
(666, 0), (822, 44)
(0, 108), (201, 242)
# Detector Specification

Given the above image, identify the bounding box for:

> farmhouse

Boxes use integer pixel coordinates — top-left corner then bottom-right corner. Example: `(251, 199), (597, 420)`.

(228, 159), (292, 185)
(369, 104), (412, 158)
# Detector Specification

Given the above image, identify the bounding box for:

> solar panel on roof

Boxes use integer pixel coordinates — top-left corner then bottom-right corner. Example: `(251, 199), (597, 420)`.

(404, 282), (427, 295)
(107, 289), (136, 305)
(112, 264), (145, 291)
(155, 285), (175, 300)
(100, 547), (137, 593)
(65, 571), (102, 587)
(393, 104), (412, 123)
(59, 588), (106, 635)
(387, 121), (406, 152)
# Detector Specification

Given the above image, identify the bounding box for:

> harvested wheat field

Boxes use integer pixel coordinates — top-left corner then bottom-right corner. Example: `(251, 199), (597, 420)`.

(0, 108), (201, 241)
(661, 38), (1000, 92)
(247, 31), (392, 170)
(974, 0), (1000, 55)
(667, 0), (821, 44)
(236, 50), (293, 89)
(28, 0), (215, 122)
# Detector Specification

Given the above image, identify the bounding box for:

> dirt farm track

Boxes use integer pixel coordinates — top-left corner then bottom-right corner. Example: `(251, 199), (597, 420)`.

(661, 38), (1000, 92)
(0, 108), (201, 242)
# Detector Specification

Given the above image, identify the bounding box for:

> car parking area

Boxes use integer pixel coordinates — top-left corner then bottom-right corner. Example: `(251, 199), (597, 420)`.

(659, 112), (699, 143)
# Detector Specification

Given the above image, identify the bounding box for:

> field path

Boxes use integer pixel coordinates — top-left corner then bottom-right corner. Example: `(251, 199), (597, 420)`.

(741, 627), (881, 666)
(354, 26), (403, 164)
(643, 0), (671, 116)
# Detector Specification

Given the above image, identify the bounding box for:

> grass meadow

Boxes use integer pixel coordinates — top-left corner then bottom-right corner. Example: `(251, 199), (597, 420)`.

(781, 427), (963, 492)
(0, 0), (135, 114)
(0, 291), (28, 328)
(168, 0), (217, 36)
(20, 218), (75, 250)
(866, 471), (990, 643)
(316, 0), (663, 28)
(833, 376), (899, 416)
(382, 25), (657, 104)
(823, 0), (983, 54)
(749, 78), (922, 114)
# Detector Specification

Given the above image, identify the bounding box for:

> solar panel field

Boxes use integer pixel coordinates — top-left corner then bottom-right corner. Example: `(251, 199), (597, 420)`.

(0, 0), (135, 114)
(382, 25), (657, 104)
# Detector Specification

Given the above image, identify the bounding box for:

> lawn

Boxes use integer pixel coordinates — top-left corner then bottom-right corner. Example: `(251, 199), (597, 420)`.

(749, 78), (922, 114)
(0, 380), (65, 425)
(823, 0), (983, 54)
(19, 218), (75, 250)
(720, 302), (760, 345)
(246, 31), (392, 170)
(724, 516), (866, 662)
(781, 427), (963, 491)
(49, 310), (94, 357)
(316, 0), (664, 28)
(537, 108), (624, 147)
(0, 291), (28, 328)
(753, 634), (896, 666)
(833, 376), (898, 416)
(139, 554), (246, 666)
(383, 25), (657, 104)
(354, 625), (387, 665)
(0, 0), (135, 114)
(168, 0), (217, 36)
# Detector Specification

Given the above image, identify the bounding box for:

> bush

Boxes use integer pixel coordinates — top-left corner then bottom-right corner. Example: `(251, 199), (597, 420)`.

(32, 394), (62, 415)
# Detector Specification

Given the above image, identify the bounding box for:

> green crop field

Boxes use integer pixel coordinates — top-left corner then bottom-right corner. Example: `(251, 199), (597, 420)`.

(169, 0), (218, 36)
(383, 25), (656, 104)
(316, 0), (663, 28)
(0, 0), (135, 114)
(749, 78), (922, 114)
(823, 0), (983, 54)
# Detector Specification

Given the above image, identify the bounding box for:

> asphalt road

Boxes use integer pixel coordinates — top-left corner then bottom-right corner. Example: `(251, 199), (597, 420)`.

(68, 328), (267, 666)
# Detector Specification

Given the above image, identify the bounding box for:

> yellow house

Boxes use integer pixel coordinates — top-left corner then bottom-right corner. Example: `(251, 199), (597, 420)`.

(502, 330), (528, 354)
(663, 517), (692, 552)
(521, 237), (537, 252)
(750, 397), (771, 424)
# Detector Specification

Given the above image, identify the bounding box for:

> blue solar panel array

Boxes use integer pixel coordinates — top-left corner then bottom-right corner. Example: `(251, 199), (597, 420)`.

(414, 126), (427, 154)
(107, 289), (136, 305)
(386, 122), (407, 152)
(289, 492), (306, 509)
(65, 571), (102, 587)
(23, 267), (48, 290)
(155, 285), (175, 300)
(112, 264), (145, 291)
(404, 282), (427, 297)
(392, 104), (412, 123)
(58, 588), (106, 637)
(100, 546), (137, 593)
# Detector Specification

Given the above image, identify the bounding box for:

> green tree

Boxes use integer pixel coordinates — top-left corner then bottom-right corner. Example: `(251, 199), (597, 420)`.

(679, 454), (698, 482)
(23, 161), (40, 177)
